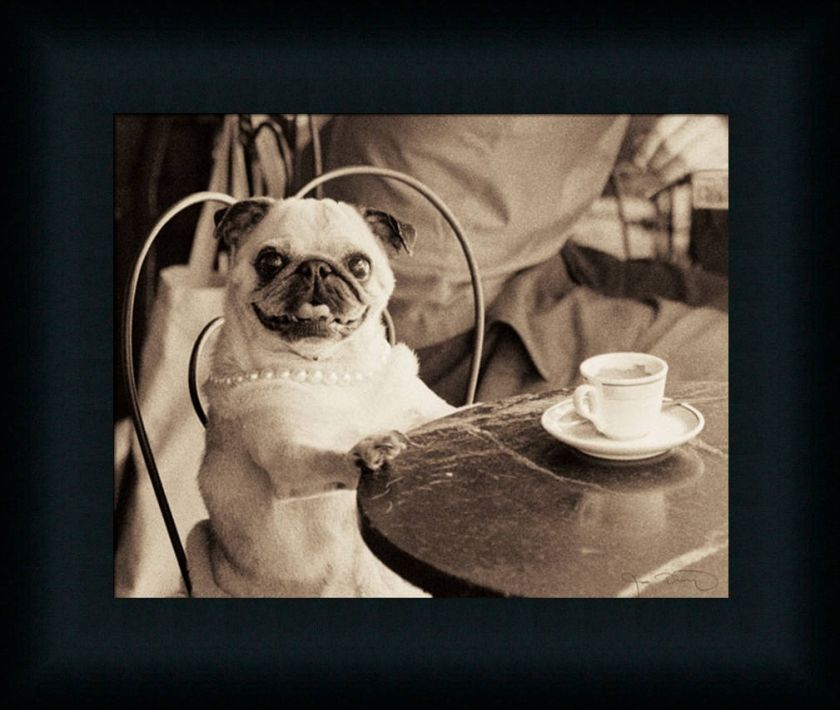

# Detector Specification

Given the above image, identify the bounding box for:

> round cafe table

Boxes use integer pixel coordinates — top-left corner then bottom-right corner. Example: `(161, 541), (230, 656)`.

(356, 382), (728, 597)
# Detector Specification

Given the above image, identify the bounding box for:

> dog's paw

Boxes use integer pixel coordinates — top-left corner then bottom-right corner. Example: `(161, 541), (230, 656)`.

(352, 431), (410, 472)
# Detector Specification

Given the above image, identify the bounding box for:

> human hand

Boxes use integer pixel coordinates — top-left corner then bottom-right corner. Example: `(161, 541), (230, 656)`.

(632, 115), (728, 192)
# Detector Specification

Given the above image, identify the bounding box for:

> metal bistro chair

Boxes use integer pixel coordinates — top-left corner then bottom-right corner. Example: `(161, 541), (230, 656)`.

(122, 166), (486, 596)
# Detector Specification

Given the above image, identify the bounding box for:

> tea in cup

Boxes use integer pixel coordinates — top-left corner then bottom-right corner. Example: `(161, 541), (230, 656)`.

(573, 352), (668, 440)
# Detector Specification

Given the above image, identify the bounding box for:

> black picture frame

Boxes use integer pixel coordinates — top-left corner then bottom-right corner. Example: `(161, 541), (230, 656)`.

(6, 11), (831, 703)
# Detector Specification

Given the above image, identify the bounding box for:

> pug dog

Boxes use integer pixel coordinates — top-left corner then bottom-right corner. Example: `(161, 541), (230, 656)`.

(189, 196), (455, 597)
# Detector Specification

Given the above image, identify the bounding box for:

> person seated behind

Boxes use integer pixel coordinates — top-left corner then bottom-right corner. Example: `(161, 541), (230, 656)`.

(318, 114), (729, 404)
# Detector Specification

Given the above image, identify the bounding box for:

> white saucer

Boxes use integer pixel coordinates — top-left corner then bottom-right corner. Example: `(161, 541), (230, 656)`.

(540, 397), (705, 461)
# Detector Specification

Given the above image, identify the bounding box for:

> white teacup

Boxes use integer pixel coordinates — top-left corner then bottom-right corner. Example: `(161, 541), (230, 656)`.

(573, 352), (669, 440)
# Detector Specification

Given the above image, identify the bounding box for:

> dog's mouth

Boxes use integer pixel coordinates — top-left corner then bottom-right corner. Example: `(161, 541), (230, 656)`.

(252, 303), (368, 340)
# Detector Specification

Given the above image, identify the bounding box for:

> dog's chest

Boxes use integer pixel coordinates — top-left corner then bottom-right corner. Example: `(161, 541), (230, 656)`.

(276, 378), (417, 450)
(209, 345), (427, 451)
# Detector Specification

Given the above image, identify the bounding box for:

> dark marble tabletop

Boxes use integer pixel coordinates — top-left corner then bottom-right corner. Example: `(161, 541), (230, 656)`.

(357, 382), (728, 597)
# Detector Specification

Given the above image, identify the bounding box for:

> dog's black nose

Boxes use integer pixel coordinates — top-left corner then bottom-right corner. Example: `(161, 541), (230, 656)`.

(296, 260), (333, 280)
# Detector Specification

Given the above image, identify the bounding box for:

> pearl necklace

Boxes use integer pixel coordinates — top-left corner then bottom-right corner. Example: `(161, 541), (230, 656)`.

(208, 348), (392, 388)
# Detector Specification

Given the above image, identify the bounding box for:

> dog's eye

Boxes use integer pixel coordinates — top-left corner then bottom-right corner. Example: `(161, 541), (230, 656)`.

(254, 248), (285, 281)
(346, 254), (371, 281)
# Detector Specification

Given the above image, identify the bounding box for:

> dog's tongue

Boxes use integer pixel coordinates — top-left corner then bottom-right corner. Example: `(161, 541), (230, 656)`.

(295, 302), (332, 320)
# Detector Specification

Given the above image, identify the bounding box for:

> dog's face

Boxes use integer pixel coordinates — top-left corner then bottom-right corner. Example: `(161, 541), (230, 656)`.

(216, 197), (414, 359)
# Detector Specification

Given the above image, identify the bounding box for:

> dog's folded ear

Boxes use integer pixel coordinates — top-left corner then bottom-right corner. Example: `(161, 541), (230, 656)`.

(214, 198), (275, 248)
(357, 207), (416, 256)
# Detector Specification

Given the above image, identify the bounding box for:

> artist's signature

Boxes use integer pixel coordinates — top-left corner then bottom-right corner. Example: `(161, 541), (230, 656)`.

(621, 569), (719, 597)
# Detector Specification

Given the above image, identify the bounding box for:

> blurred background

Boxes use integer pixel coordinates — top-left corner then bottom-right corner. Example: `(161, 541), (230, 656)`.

(115, 115), (218, 421)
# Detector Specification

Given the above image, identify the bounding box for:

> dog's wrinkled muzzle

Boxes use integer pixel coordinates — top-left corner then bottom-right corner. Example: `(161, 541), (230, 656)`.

(250, 257), (373, 341)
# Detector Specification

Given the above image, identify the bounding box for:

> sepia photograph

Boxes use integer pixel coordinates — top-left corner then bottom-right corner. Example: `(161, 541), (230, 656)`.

(9, 10), (832, 701)
(115, 114), (729, 598)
